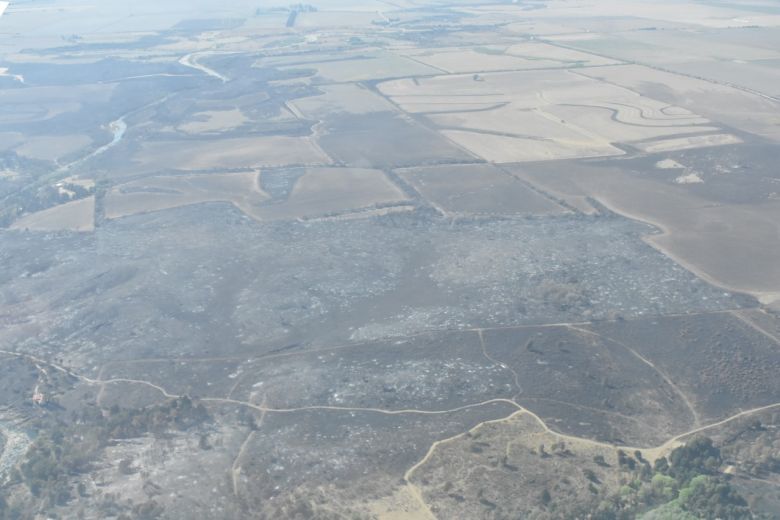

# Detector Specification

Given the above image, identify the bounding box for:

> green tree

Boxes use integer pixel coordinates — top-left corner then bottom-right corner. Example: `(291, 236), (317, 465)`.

(668, 437), (721, 483)
(678, 475), (750, 519)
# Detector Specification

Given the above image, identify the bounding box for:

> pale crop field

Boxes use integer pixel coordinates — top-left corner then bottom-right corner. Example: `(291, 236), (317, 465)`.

(398, 163), (567, 216)
(134, 136), (331, 170)
(636, 133), (743, 153)
(580, 64), (780, 142)
(281, 52), (439, 82)
(381, 68), (739, 162)
(402, 48), (572, 74)
(11, 196), (95, 232)
(0, 84), (114, 124)
(105, 172), (268, 220)
(441, 130), (621, 163)
(545, 105), (719, 143)
(251, 167), (409, 221)
(505, 41), (618, 66)
(289, 84), (396, 118)
(106, 168), (408, 222)
(13, 134), (92, 162)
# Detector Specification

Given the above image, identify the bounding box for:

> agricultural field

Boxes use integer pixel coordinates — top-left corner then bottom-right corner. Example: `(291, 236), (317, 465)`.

(378, 68), (732, 163)
(252, 167), (411, 220)
(317, 111), (475, 168)
(561, 28), (780, 97)
(104, 168), (408, 225)
(289, 83), (396, 118)
(579, 64), (780, 142)
(10, 196), (95, 232)
(281, 51), (441, 83)
(1, 0), (779, 519)
(400, 41), (619, 74)
(133, 136), (330, 171)
(13, 135), (93, 163)
(104, 172), (268, 220)
(508, 146), (780, 301)
(397, 163), (566, 216)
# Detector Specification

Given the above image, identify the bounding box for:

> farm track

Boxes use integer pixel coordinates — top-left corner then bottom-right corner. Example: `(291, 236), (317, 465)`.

(2, 308), (777, 515)
(1, 310), (777, 451)
(566, 324), (702, 428)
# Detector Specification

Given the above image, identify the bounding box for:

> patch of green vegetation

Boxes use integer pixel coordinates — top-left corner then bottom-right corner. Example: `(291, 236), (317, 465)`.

(590, 437), (753, 520)
(639, 500), (698, 520)
(639, 474), (752, 519)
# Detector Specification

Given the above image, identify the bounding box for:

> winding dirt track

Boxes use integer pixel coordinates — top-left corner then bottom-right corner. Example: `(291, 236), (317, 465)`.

(2, 315), (780, 516)
(3, 344), (779, 453)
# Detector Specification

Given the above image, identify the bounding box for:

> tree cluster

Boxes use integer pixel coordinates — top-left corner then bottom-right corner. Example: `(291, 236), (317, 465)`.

(591, 437), (752, 520)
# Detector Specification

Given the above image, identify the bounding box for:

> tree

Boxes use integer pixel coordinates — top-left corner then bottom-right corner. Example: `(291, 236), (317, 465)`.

(654, 457), (669, 474)
(668, 437), (721, 483)
(678, 475), (750, 519)
(584, 468), (601, 484)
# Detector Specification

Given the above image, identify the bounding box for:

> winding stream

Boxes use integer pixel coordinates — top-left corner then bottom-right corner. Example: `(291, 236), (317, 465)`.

(57, 116), (127, 174)
(179, 52), (229, 83)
